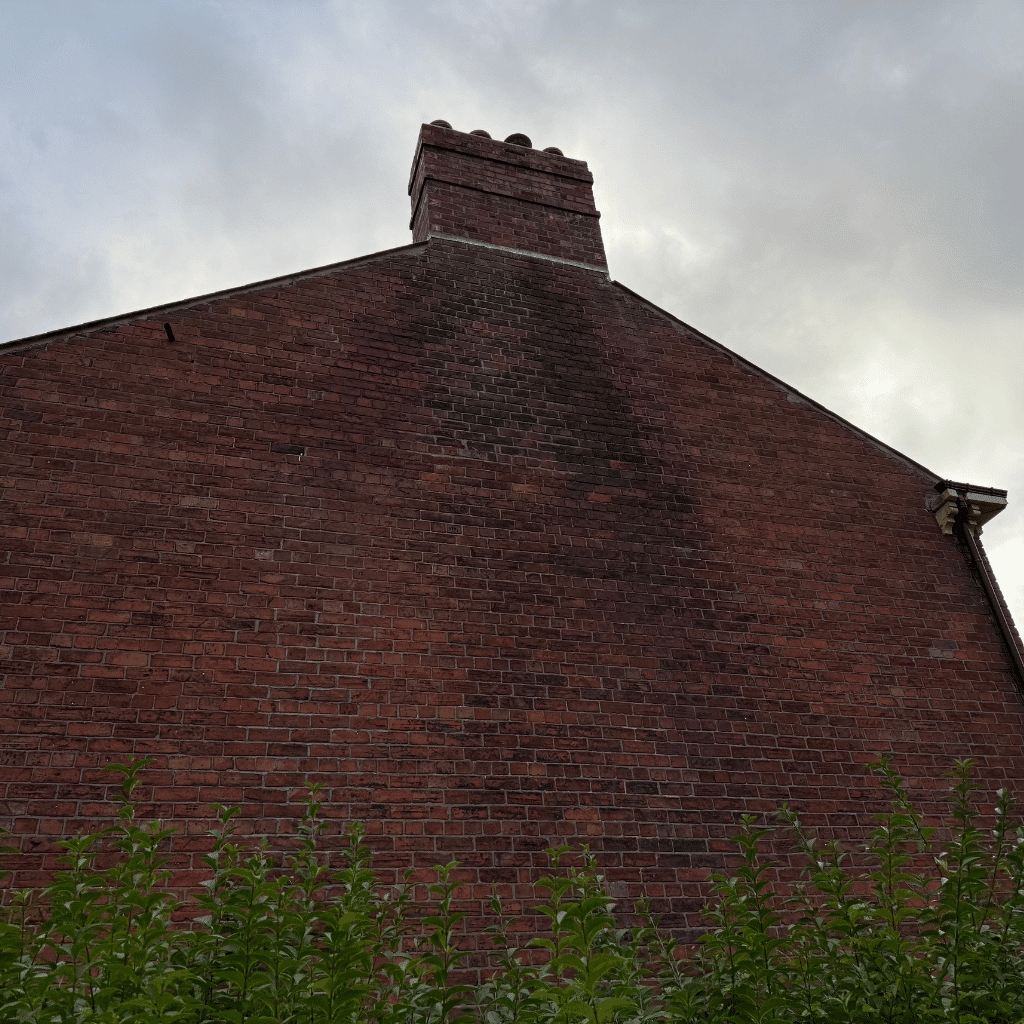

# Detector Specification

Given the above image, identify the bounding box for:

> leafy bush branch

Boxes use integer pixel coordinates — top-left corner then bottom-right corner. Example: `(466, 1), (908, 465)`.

(3, 757), (1024, 1023)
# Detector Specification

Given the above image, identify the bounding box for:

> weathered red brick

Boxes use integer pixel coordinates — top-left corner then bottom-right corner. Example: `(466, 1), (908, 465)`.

(1, 123), (1023, 936)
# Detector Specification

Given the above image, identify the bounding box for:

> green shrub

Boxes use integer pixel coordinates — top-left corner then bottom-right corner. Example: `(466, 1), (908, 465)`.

(3, 757), (1024, 1023)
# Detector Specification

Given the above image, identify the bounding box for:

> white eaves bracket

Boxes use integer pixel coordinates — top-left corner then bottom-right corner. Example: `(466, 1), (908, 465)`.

(928, 480), (1008, 537)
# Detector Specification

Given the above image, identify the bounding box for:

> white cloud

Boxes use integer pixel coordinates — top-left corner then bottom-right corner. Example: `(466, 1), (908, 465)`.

(1, 0), (1022, 626)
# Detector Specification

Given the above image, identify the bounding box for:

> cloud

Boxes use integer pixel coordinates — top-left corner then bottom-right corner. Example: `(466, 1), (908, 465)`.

(1, 0), (1022, 623)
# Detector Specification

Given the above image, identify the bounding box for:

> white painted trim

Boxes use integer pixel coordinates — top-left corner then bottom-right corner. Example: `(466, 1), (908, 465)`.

(426, 233), (610, 274)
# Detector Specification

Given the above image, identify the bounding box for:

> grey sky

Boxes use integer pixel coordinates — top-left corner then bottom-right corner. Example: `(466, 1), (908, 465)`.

(3, 0), (1023, 626)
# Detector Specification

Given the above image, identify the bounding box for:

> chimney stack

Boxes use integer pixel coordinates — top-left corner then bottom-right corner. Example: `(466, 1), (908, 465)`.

(408, 121), (607, 269)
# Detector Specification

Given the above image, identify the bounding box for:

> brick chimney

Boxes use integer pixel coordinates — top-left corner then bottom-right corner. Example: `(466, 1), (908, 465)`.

(408, 121), (607, 269)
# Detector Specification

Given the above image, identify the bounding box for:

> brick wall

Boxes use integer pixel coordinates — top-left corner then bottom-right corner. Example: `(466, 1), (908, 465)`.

(2, 128), (1023, 938)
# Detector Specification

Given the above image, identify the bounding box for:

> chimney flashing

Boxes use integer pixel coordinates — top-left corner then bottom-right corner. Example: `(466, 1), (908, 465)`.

(424, 232), (610, 275)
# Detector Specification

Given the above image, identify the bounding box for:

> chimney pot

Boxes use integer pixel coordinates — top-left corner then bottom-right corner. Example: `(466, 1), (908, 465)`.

(504, 133), (532, 148)
(470, 129), (491, 138)
(430, 119), (453, 128)
(543, 147), (564, 155)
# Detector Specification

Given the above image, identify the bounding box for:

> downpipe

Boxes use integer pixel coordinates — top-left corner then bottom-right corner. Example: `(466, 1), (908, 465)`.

(955, 497), (1024, 694)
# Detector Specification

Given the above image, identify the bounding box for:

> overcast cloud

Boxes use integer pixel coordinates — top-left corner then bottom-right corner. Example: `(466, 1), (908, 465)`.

(3, 0), (1023, 626)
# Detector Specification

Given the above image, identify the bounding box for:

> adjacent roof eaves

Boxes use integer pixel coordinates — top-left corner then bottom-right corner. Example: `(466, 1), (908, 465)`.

(0, 241), (428, 356)
(611, 279), (943, 485)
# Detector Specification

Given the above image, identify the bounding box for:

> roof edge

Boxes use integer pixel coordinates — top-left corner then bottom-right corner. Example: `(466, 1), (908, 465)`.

(0, 241), (428, 356)
(611, 279), (943, 485)
(0, 240), (970, 491)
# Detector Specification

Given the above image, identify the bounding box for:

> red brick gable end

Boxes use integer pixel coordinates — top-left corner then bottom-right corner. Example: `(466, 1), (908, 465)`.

(1, 123), (1022, 934)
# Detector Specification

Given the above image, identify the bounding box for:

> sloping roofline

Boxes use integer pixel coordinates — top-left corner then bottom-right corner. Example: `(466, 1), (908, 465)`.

(610, 280), (946, 486)
(0, 241), (428, 356)
(0, 232), (993, 492)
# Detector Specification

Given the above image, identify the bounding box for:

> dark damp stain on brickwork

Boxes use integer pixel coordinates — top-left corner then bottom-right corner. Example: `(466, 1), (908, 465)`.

(2, 122), (1024, 939)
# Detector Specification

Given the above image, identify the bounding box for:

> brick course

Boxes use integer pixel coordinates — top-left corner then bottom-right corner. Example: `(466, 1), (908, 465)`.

(2, 123), (1023, 934)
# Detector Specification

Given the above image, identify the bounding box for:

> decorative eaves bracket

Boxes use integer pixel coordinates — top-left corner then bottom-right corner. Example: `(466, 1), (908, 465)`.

(927, 480), (1008, 537)
(927, 478), (1024, 695)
